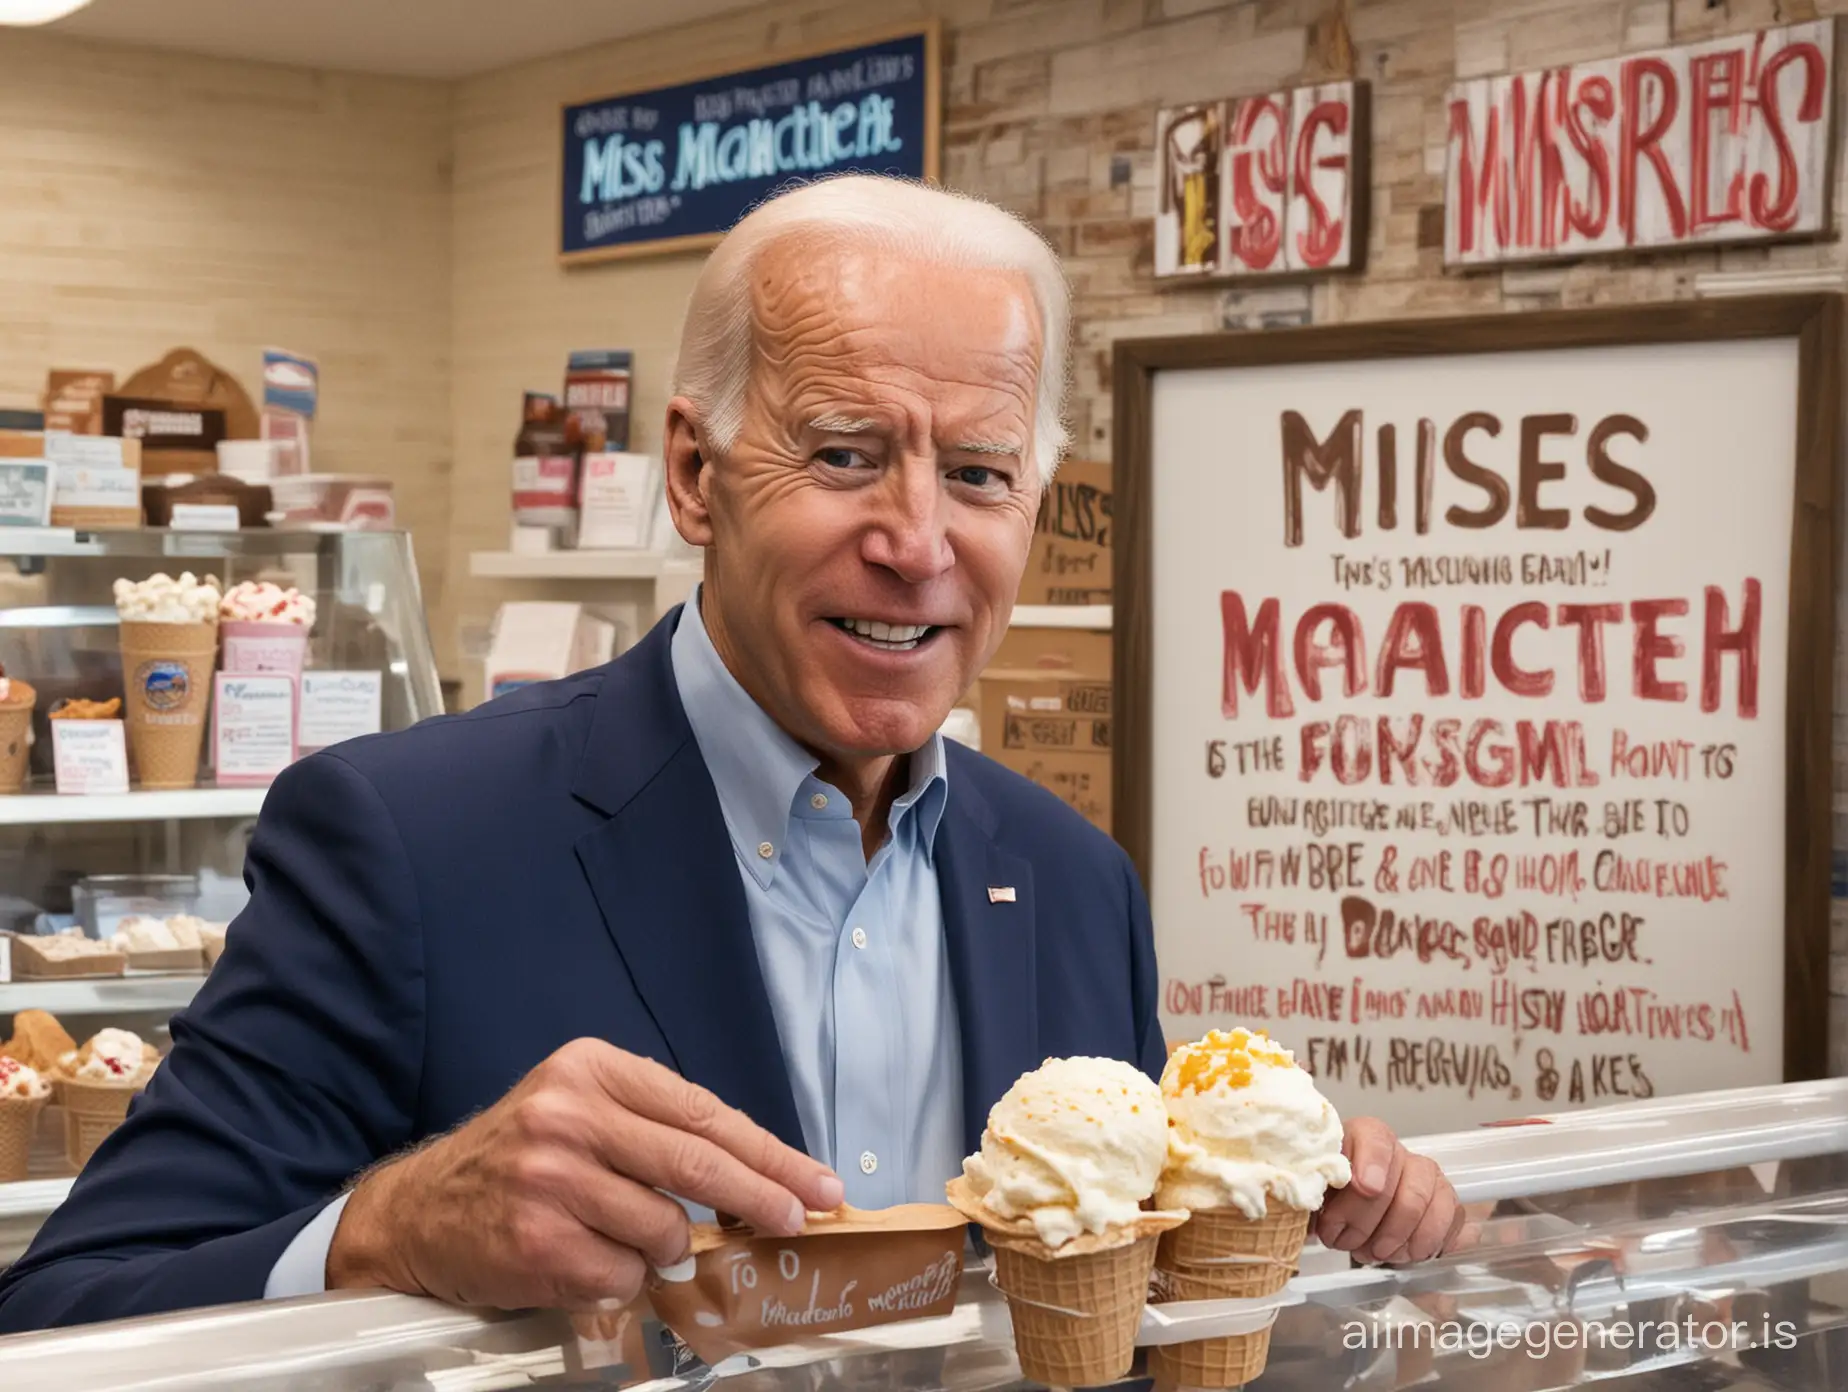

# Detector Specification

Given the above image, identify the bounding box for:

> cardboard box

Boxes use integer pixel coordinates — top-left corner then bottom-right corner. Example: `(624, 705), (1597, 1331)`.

(1019, 458), (1111, 605)
(44, 369), (115, 434)
(486, 602), (619, 700)
(5, 933), (127, 980)
(987, 624), (1111, 678)
(47, 435), (142, 529)
(978, 672), (1112, 834)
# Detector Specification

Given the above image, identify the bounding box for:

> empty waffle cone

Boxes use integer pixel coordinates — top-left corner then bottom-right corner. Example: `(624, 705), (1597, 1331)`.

(1145, 1205), (1309, 1388)
(947, 1174), (1186, 1388)
(0, 1094), (47, 1181)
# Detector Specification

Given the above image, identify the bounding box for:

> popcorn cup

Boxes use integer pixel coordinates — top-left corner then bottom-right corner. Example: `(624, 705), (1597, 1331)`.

(0, 1093), (47, 1181)
(119, 621), (218, 789)
(220, 620), (309, 677)
(1145, 1205), (1311, 1388)
(0, 692), (34, 793)
(59, 1078), (143, 1168)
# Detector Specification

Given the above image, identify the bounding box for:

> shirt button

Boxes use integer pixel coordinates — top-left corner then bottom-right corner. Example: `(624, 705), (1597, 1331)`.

(859, 1151), (878, 1175)
(810, 793), (828, 810)
(757, 841), (774, 860)
(851, 927), (868, 950)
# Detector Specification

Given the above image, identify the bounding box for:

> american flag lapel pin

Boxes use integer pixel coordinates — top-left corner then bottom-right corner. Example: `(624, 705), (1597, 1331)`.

(987, 886), (1016, 903)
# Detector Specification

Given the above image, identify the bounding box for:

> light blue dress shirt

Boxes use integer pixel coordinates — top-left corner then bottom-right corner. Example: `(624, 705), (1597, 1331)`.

(266, 592), (965, 1297)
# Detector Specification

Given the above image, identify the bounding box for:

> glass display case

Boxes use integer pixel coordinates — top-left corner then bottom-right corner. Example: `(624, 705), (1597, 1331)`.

(0, 526), (442, 1185)
(0, 1079), (1843, 1391)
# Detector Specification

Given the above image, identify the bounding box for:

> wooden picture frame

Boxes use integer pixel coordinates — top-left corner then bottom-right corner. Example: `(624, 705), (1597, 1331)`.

(1112, 296), (1842, 1087)
(560, 20), (942, 267)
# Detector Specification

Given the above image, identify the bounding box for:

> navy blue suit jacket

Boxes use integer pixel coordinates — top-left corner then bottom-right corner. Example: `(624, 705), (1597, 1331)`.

(0, 610), (1165, 1332)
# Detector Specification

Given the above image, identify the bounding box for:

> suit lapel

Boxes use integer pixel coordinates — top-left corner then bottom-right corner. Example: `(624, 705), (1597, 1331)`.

(935, 771), (1039, 1156)
(571, 611), (805, 1151)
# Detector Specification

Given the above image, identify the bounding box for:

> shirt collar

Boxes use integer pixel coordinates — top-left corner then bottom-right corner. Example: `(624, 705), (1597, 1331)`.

(670, 589), (950, 885)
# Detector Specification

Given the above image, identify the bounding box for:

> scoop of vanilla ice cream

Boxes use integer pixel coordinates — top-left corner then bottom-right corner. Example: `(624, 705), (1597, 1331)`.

(113, 572), (221, 624)
(1158, 1029), (1351, 1216)
(961, 1056), (1169, 1249)
(70, 1028), (148, 1084)
(0, 1056), (50, 1101)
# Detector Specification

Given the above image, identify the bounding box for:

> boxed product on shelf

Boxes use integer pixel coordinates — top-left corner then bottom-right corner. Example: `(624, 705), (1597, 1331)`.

(485, 602), (619, 700)
(1019, 458), (1111, 606)
(977, 671), (1112, 834)
(45, 435), (142, 529)
(576, 452), (657, 549)
(563, 349), (631, 453)
(261, 348), (318, 476)
(512, 392), (575, 549)
(4, 931), (127, 980)
(0, 459), (53, 529)
(267, 474), (395, 529)
(43, 369), (114, 435)
(0, 431), (144, 529)
(103, 397), (226, 478)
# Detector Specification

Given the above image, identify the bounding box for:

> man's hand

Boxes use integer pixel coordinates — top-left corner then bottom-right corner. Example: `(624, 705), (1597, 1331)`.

(326, 1039), (844, 1311)
(1315, 1117), (1468, 1265)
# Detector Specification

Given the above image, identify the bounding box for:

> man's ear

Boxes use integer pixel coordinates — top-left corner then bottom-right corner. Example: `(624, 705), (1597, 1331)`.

(663, 396), (714, 548)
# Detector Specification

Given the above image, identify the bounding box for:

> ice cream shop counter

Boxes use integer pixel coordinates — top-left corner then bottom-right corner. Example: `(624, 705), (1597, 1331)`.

(1, 1079), (1843, 1391)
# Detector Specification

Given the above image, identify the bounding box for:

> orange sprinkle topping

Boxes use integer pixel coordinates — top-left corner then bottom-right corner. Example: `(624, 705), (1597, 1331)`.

(1169, 1027), (1293, 1094)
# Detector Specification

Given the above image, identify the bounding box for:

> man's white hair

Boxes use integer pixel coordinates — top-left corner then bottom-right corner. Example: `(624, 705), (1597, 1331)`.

(671, 174), (1071, 484)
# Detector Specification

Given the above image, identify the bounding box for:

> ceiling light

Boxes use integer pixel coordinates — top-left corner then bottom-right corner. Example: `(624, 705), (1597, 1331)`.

(0, 0), (94, 24)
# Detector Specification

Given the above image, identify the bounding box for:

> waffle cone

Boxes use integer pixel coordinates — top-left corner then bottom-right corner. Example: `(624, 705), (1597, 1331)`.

(1145, 1205), (1309, 1388)
(1147, 1326), (1274, 1389)
(0, 1093), (47, 1181)
(946, 1175), (1186, 1387)
(1157, 1204), (1310, 1298)
(58, 1077), (142, 1168)
(991, 1231), (1159, 1387)
(0, 699), (32, 792)
(120, 620), (217, 789)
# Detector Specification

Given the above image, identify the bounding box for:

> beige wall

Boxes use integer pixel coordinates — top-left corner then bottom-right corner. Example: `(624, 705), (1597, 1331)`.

(0, 28), (453, 616)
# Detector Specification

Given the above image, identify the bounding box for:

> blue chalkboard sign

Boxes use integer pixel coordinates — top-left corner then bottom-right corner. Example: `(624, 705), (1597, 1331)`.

(561, 24), (940, 264)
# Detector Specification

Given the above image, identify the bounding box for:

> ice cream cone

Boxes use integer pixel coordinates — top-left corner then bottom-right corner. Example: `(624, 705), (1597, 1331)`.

(0, 694), (33, 793)
(58, 1077), (141, 1168)
(1147, 1323), (1275, 1389)
(948, 1174), (1184, 1388)
(1145, 1206), (1309, 1387)
(0, 1093), (46, 1181)
(119, 620), (218, 789)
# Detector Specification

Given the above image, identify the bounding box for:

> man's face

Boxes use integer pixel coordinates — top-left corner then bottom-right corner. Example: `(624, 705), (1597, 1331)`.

(668, 239), (1044, 763)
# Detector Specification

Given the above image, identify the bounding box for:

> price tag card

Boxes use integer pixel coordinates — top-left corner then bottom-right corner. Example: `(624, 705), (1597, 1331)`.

(169, 503), (241, 531)
(52, 720), (130, 795)
(299, 671), (383, 751)
(213, 674), (297, 785)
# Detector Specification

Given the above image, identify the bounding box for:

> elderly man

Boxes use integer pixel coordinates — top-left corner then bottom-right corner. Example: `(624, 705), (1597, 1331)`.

(0, 175), (1459, 1333)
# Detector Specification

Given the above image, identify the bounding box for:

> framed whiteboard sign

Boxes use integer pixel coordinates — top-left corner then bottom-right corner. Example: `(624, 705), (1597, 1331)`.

(1112, 298), (1840, 1134)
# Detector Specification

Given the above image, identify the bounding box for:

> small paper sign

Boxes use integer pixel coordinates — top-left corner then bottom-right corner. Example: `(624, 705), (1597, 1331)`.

(299, 671), (383, 750)
(213, 673), (297, 785)
(52, 720), (130, 795)
(169, 503), (241, 532)
(0, 936), (11, 984)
